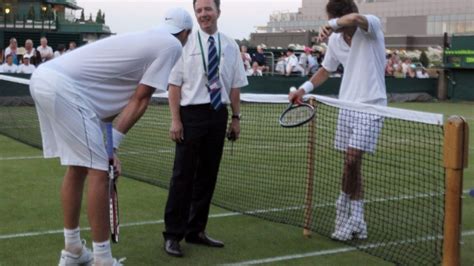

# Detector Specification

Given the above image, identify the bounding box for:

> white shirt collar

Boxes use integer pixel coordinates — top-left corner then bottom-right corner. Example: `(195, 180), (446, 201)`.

(198, 29), (219, 43)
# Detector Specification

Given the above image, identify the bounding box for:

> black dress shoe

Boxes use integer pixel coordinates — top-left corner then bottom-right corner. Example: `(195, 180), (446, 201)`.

(185, 232), (224, 247)
(164, 239), (183, 257)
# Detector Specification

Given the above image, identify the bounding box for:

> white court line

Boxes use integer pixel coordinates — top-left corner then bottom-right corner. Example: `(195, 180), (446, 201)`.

(0, 189), (471, 240)
(0, 211), (242, 240)
(222, 230), (474, 266)
(0, 155), (43, 161)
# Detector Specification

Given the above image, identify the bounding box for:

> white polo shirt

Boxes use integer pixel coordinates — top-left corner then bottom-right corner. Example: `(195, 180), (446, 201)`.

(17, 64), (36, 74)
(169, 29), (248, 106)
(41, 27), (182, 120)
(322, 15), (387, 105)
(1, 63), (18, 73)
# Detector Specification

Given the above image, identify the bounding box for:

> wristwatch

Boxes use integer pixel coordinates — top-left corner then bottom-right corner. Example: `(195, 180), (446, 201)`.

(231, 114), (241, 120)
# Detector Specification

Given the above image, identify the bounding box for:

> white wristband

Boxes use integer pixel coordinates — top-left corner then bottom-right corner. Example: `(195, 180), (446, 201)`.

(300, 81), (314, 94)
(112, 128), (125, 150)
(328, 18), (341, 30)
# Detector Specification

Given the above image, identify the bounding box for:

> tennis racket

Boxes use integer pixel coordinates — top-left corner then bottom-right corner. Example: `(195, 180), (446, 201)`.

(106, 123), (120, 243)
(279, 100), (315, 128)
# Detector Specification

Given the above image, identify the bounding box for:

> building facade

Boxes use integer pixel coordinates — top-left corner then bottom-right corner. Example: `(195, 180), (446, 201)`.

(259, 0), (474, 36)
(0, 0), (112, 48)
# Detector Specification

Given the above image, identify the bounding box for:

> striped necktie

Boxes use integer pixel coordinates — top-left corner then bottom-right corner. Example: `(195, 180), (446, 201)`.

(208, 36), (222, 110)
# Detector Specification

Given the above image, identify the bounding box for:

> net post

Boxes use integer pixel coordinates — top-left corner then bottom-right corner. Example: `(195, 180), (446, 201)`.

(303, 97), (317, 238)
(443, 116), (469, 266)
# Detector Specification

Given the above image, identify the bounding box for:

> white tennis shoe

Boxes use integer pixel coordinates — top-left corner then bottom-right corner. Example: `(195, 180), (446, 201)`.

(331, 216), (367, 241)
(58, 240), (93, 266)
(331, 195), (350, 239)
(92, 258), (126, 266)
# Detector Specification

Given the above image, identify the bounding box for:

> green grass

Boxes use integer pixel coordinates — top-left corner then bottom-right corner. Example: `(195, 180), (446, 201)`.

(0, 101), (473, 265)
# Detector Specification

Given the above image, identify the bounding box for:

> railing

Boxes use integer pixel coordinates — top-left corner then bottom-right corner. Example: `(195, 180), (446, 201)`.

(1, 19), (57, 31)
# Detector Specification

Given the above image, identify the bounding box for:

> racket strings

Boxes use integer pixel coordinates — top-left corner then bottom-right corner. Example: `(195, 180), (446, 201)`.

(281, 106), (314, 126)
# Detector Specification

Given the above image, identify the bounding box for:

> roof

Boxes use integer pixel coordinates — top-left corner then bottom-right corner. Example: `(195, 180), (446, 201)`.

(44, 0), (82, 10)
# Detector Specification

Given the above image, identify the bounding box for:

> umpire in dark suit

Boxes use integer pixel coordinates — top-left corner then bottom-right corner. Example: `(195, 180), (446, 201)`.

(163, 0), (248, 258)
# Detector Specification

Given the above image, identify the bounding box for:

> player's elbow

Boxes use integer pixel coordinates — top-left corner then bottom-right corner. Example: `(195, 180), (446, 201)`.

(345, 13), (363, 25)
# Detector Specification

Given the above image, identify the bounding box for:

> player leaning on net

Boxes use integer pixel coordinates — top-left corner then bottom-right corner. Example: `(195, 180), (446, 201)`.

(289, 0), (387, 241)
(29, 8), (193, 266)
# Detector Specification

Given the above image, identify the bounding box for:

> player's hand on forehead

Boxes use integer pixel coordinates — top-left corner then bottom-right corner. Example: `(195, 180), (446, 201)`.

(317, 25), (333, 43)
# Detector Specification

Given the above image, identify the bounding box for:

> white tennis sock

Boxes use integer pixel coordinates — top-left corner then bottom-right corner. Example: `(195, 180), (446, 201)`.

(93, 240), (113, 264)
(64, 227), (82, 254)
(350, 200), (365, 221)
(336, 191), (349, 209)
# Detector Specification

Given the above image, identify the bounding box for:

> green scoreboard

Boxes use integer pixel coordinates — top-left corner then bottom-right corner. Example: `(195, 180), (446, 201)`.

(444, 49), (474, 69)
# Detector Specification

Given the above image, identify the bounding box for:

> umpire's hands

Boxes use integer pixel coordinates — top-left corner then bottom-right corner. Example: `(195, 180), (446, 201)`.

(228, 119), (240, 141)
(170, 120), (184, 143)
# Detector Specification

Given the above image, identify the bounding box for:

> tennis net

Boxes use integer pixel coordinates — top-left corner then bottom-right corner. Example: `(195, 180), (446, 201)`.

(0, 75), (447, 265)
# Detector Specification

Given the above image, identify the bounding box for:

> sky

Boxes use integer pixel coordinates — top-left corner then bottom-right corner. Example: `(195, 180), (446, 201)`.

(76, 0), (300, 39)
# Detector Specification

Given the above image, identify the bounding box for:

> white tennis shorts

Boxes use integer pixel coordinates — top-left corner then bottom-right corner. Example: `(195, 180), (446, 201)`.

(334, 109), (384, 153)
(29, 67), (108, 171)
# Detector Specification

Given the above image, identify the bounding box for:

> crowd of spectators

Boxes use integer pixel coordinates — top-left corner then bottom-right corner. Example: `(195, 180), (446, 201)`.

(0, 37), (76, 74)
(241, 45), (432, 80)
(385, 53), (430, 79)
(241, 45), (323, 77)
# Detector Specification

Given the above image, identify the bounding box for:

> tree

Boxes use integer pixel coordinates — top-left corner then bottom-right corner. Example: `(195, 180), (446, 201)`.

(102, 12), (106, 23)
(88, 12), (93, 22)
(27, 5), (36, 20)
(96, 9), (103, 23)
(419, 51), (430, 68)
(80, 9), (85, 21)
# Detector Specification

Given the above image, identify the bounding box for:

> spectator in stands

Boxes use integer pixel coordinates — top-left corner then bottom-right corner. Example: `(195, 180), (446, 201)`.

(416, 68), (430, 79)
(247, 61), (263, 76)
(401, 58), (411, 76)
(299, 47), (309, 75)
(285, 48), (305, 77)
(17, 55), (36, 74)
(252, 45), (268, 72)
(393, 63), (405, 78)
(305, 46), (319, 75)
(407, 63), (416, 78)
(5, 38), (19, 65)
(0, 48), (4, 64)
(68, 41), (77, 52)
(23, 39), (40, 66)
(1, 54), (19, 73)
(54, 44), (66, 58)
(240, 45), (252, 72)
(385, 54), (395, 76)
(275, 52), (287, 75)
(37, 37), (54, 62)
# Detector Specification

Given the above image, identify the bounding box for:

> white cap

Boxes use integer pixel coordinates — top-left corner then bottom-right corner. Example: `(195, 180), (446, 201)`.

(159, 7), (193, 34)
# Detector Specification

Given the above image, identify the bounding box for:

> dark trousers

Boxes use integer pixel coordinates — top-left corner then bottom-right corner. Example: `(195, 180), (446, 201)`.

(163, 104), (228, 241)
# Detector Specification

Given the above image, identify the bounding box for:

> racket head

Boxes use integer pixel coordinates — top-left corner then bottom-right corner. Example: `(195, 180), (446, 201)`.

(279, 102), (315, 128)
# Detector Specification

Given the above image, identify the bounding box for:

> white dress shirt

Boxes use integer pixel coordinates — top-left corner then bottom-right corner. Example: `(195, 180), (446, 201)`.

(169, 29), (248, 106)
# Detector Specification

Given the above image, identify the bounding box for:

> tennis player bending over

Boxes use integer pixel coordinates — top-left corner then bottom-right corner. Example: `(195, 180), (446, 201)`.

(289, 0), (387, 241)
(30, 8), (192, 266)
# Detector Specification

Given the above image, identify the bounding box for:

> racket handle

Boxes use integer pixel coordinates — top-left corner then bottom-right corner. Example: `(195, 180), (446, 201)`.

(105, 123), (114, 160)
